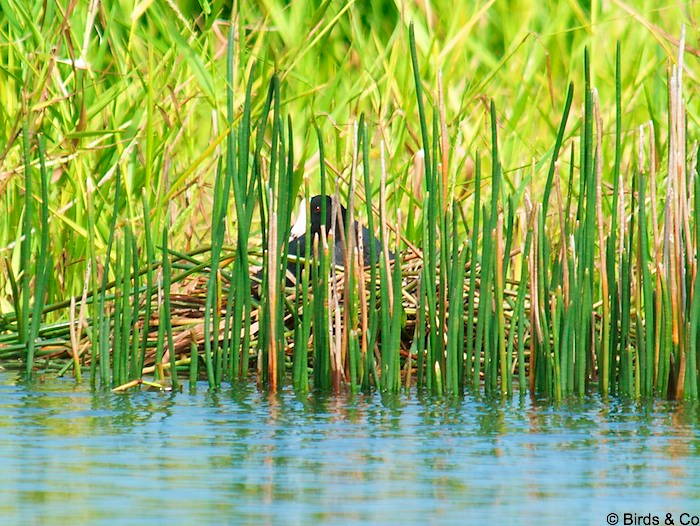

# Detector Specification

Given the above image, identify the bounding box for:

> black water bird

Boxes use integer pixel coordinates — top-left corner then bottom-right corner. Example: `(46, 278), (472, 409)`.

(287, 195), (390, 272)
(252, 195), (393, 292)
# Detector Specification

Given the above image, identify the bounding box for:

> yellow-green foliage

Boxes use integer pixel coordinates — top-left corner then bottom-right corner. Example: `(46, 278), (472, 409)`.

(0, 1), (697, 307)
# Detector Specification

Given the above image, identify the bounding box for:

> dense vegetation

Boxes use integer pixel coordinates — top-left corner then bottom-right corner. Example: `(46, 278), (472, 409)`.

(1, 1), (699, 399)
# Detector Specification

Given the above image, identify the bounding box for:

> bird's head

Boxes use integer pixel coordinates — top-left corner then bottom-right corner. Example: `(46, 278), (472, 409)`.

(289, 195), (347, 240)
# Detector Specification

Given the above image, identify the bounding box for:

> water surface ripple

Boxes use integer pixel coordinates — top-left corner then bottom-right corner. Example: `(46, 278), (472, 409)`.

(1, 373), (699, 525)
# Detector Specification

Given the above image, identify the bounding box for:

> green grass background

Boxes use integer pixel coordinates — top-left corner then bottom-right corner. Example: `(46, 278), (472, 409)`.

(0, 0), (697, 320)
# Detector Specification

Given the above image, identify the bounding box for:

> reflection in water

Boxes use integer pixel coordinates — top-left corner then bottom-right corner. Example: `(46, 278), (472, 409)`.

(0, 372), (699, 525)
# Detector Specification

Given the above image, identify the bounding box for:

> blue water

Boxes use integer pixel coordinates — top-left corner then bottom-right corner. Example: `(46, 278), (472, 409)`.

(1, 372), (699, 525)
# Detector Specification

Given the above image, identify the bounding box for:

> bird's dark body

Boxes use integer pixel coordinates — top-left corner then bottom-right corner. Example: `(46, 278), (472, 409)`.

(287, 224), (385, 266)
(284, 195), (392, 283)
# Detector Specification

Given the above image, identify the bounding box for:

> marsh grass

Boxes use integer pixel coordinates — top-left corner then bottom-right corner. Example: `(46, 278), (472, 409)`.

(1, 1), (699, 400)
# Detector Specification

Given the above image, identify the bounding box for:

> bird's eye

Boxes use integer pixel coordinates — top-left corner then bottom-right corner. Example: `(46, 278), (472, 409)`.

(314, 206), (321, 212)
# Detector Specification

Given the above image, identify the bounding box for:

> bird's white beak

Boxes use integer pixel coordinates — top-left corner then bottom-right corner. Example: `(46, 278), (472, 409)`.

(289, 198), (307, 241)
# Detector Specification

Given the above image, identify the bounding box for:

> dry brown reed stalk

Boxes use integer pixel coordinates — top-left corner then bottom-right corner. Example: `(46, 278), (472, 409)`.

(266, 189), (279, 392)
(356, 224), (369, 362)
(668, 27), (688, 398)
(594, 90), (610, 387)
(325, 208), (343, 389)
(341, 122), (360, 383)
(155, 266), (166, 380)
(68, 262), (91, 381)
